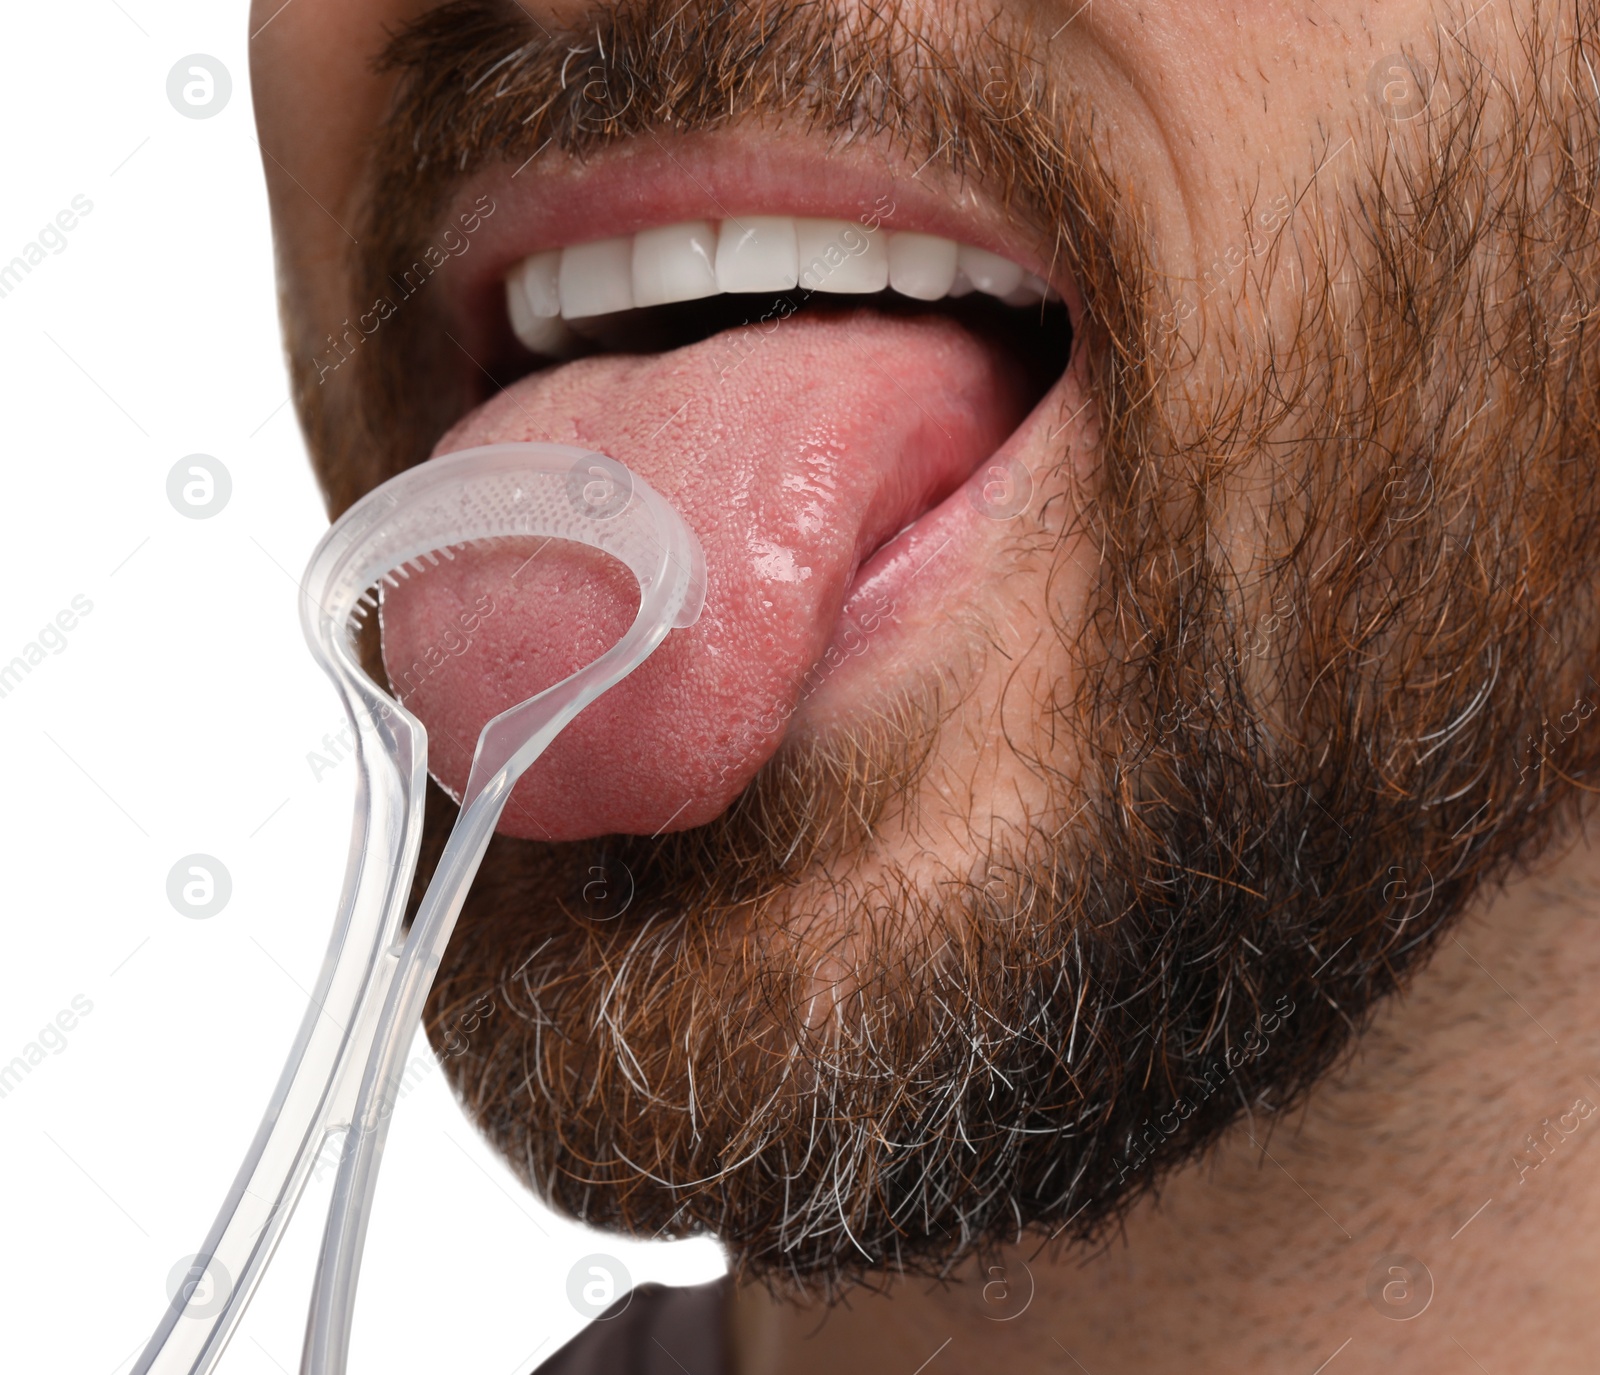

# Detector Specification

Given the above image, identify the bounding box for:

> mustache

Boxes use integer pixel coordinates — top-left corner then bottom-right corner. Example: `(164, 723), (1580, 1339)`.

(369, 0), (1118, 244)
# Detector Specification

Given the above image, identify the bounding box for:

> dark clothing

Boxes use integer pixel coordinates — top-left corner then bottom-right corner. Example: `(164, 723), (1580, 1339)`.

(534, 1278), (730, 1375)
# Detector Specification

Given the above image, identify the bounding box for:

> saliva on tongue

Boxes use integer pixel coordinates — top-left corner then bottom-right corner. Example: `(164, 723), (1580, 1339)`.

(380, 309), (1032, 842)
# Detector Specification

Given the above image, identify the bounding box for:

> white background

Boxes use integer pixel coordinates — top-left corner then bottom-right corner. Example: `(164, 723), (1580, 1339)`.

(0, 5), (723, 1372)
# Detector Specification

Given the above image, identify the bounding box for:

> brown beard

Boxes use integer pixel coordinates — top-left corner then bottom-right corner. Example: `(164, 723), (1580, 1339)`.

(286, 0), (1600, 1296)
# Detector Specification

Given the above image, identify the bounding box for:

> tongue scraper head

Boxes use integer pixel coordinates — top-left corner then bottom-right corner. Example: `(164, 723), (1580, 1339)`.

(133, 443), (704, 1375)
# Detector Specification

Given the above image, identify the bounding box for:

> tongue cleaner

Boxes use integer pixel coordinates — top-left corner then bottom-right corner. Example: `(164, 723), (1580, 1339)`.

(134, 442), (706, 1375)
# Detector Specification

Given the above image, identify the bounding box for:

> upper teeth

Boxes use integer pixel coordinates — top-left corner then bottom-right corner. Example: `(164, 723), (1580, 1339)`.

(504, 216), (1057, 355)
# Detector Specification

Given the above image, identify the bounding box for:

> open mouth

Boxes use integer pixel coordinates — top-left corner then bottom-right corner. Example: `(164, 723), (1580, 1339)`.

(377, 142), (1083, 844)
(496, 214), (1066, 379)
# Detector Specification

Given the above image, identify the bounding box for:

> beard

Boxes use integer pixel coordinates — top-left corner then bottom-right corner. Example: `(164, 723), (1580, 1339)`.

(285, 0), (1600, 1294)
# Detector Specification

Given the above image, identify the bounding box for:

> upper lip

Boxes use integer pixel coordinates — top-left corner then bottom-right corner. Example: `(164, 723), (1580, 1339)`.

(428, 126), (1082, 367)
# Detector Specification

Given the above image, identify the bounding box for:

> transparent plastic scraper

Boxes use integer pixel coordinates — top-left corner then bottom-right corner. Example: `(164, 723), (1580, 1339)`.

(132, 442), (705, 1375)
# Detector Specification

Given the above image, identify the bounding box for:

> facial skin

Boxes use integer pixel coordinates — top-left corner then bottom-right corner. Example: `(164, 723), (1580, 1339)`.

(254, 1), (1600, 1370)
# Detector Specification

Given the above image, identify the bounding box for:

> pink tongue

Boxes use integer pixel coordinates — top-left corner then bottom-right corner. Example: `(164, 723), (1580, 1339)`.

(380, 309), (1026, 841)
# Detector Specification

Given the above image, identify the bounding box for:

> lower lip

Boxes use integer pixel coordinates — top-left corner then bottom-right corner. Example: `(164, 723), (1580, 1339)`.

(799, 385), (1056, 717)
(843, 481), (979, 620)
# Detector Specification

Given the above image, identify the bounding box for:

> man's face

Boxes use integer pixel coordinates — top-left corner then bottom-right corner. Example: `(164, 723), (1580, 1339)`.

(253, 0), (1600, 1289)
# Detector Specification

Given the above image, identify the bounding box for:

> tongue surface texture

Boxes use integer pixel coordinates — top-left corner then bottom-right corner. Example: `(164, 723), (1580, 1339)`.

(380, 310), (1029, 841)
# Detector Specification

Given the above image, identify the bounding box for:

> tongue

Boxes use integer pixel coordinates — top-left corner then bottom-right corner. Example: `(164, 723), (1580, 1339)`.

(380, 309), (1029, 841)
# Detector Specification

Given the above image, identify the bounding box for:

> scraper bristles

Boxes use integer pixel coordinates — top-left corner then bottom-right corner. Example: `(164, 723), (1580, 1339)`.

(334, 532), (531, 653)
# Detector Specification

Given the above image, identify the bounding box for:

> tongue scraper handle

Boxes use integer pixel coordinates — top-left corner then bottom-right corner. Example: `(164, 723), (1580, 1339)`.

(132, 444), (706, 1375)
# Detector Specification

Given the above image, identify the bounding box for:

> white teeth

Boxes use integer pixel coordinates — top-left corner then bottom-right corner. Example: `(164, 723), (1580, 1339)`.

(796, 218), (889, 293)
(514, 249), (561, 318)
(502, 216), (1055, 352)
(716, 216), (799, 293)
(633, 220), (719, 307)
(956, 245), (1024, 298)
(1003, 272), (1051, 308)
(505, 275), (585, 356)
(559, 235), (635, 319)
(886, 231), (959, 300)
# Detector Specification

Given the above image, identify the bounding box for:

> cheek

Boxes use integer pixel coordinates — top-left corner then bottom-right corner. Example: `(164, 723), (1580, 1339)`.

(249, 0), (409, 334)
